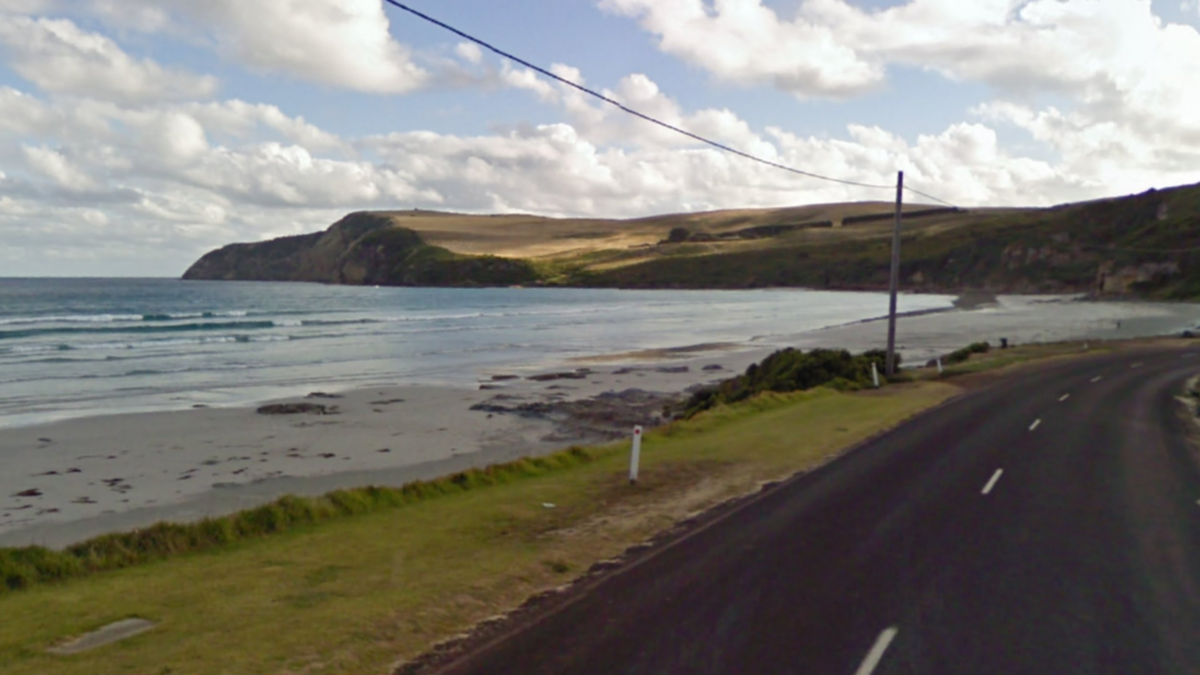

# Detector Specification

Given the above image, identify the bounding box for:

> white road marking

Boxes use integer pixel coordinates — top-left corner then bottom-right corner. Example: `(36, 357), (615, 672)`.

(855, 627), (899, 675)
(1091, 376), (1103, 383)
(982, 469), (1004, 495)
(1059, 394), (1070, 402)
(1131, 362), (1144, 369)
(1029, 419), (1041, 431)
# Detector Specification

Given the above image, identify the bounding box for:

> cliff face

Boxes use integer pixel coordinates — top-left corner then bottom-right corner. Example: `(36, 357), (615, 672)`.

(182, 212), (540, 287)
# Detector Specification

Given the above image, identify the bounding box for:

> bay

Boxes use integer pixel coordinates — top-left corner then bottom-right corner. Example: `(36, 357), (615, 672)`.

(0, 278), (954, 428)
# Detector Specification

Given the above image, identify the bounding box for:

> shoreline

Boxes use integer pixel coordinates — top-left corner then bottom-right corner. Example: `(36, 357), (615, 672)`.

(3, 294), (1197, 548)
(0, 343), (764, 549)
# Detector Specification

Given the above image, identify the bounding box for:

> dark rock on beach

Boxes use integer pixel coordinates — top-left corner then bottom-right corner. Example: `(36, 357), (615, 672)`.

(527, 369), (592, 382)
(471, 388), (682, 442)
(257, 403), (339, 415)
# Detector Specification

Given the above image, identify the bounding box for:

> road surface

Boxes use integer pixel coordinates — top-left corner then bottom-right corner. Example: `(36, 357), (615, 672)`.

(433, 347), (1200, 675)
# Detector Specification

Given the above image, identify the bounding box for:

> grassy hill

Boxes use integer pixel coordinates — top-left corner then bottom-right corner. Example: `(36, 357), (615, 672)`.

(183, 182), (1200, 298)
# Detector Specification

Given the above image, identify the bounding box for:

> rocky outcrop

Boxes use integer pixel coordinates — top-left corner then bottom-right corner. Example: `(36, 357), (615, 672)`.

(183, 212), (540, 287)
(1096, 260), (1181, 295)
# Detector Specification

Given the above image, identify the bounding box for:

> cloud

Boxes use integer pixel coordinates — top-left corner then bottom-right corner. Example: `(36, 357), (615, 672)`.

(111, 0), (429, 94)
(455, 42), (483, 65)
(597, 0), (1200, 196)
(85, 0), (172, 32)
(500, 64), (776, 158)
(185, 101), (348, 154)
(21, 145), (99, 191)
(598, 0), (1200, 148)
(0, 15), (217, 103)
(599, 0), (882, 98)
(0, 0), (52, 13)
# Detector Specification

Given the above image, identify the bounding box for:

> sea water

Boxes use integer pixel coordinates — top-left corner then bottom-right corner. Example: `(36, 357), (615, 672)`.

(0, 279), (959, 428)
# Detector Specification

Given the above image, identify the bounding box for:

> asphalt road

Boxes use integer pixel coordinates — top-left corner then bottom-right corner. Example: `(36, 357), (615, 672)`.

(435, 347), (1200, 675)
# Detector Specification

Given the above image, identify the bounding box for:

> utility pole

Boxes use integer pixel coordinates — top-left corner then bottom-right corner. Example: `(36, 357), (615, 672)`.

(885, 171), (903, 376)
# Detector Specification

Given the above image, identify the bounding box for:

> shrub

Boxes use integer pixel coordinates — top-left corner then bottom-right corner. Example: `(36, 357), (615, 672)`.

(945, 341), (991, 365)
(682, 347), (896, 418)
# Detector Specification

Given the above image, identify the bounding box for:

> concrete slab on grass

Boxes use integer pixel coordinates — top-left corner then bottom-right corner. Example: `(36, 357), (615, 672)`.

(47, 618), (157, 654)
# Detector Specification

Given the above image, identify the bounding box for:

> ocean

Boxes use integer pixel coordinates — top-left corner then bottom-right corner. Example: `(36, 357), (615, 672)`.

(0, 279), (956, 428)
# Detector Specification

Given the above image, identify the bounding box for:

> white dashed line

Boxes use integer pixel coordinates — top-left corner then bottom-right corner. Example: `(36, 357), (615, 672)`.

(982, 469), (1004, 495)
(1091, 376), (1103, 383)
(855, 627), (899, 675)
(1059, 394), (1070, 402)
(1029, 419), (1041, 431)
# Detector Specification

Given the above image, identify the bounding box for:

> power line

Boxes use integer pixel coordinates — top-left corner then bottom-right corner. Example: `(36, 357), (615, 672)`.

(383, 0), (899, 192)
(903, 185), (958, 208)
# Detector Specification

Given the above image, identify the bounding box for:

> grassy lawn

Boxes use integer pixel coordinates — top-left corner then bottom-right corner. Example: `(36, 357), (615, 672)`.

(0, 383), (958, 675)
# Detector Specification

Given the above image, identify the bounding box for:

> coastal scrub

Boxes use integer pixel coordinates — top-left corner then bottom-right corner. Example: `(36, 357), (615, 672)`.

(681, 348), (896, 418)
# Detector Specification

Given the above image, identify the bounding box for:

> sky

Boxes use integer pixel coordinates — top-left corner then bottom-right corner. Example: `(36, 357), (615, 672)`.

(1, 0), (1200, 276)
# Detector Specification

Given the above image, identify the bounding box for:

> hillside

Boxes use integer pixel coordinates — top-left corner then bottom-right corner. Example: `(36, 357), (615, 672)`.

(183, 182), (1200, 298)
(182, 212), (541, 287)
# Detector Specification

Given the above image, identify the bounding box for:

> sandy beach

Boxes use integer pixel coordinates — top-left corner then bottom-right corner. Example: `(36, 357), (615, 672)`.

(3, 295), (1198, 549)
(0, 351), (753, 549)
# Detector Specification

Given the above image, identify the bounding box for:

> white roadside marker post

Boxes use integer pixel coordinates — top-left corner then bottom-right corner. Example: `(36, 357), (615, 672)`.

(871, 362), (880, 388)
(936, 357), (943, 375)
(629, 425), (643, 485)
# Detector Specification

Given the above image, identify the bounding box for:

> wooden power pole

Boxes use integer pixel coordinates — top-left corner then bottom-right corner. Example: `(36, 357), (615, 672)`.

(885, 171), (903, 376)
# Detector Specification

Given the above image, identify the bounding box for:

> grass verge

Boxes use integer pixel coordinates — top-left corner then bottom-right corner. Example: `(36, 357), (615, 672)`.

(0, 383), (957, 675)
(0, 449), (601, 594)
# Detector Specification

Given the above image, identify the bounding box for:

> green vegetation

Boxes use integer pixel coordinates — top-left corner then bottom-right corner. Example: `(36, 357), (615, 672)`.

(1, 449), (599, 595)
(945, 341), (991, 365)
(682, 348), (896, 418)
(0, 383), (956, 675)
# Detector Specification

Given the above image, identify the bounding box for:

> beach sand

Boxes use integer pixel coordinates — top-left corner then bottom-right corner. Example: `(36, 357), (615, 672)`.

(3, 295), (1197, 548)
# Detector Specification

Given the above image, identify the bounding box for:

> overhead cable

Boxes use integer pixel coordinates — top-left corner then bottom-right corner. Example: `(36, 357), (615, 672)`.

(903, 185), (958, 208)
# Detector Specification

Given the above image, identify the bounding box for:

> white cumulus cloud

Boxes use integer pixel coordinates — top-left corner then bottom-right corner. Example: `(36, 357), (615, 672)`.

(0, 15), (218, 103)
(114, 0), (429, 94)
(599, 0), (882, 98)
(21, 144), (99, 191)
